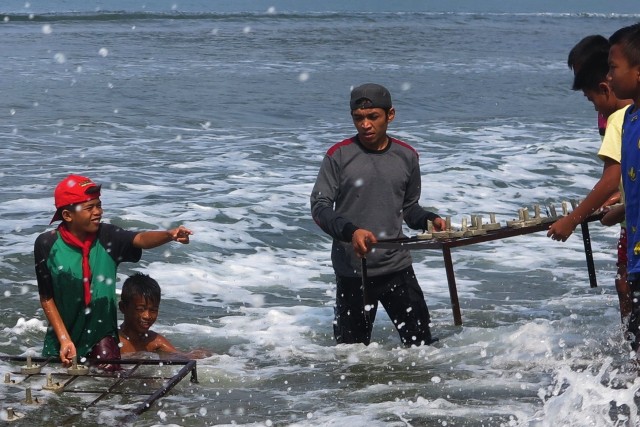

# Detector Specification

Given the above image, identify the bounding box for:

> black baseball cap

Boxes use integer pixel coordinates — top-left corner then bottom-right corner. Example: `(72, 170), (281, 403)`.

(349, 83), (392, 111)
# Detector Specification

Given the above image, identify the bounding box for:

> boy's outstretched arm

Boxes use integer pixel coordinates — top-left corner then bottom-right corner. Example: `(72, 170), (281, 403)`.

(133, 225), (192, 249)
(154, 333), (179, 353)
(154, 333), (213, 359)
(547, 158), (620, 242)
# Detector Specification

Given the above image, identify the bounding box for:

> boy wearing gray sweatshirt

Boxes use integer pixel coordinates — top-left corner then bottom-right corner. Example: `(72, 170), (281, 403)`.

(311, 83), (445, 347)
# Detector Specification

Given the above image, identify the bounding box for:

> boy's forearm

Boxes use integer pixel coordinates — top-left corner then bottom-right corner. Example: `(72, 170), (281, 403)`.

(133, 226), (192, 249)
(601, 204), (625, 226)
(157, 335), (179, 353)
(40, 297), (72, 346)
(566, 166), (620, 226)
(133, 231), (174, 249)
(567, 187), (612, 225)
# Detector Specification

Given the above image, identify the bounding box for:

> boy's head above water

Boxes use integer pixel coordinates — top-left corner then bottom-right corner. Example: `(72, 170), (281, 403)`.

(119, 273), (162, 336)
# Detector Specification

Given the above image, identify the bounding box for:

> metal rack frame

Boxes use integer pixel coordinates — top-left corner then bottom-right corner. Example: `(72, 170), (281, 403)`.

(373, 213), (605, 325)
(1, 355), (198, 423)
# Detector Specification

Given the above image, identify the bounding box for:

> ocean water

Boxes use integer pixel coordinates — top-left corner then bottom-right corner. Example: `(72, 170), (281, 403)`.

(2, 1), (640, 426)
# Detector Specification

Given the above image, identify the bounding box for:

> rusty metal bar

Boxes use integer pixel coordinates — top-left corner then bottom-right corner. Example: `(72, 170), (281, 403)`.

(441, 246), (462, 325)
(580, 221), (598, 288)
(124, 359), (197, 423)
(83, 361), (143, 408)
(362, 257), (371, 328)
(133, 359), (196, 415)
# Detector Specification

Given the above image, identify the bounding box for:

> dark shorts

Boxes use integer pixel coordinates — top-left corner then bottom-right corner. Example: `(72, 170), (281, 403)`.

(334, 266), (433, 347)
(86, 335), (121, 371)
(618, 227), (627, 269)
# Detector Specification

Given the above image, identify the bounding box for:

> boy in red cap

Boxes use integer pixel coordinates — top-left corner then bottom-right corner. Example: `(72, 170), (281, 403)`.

(34, 174), (192, 369)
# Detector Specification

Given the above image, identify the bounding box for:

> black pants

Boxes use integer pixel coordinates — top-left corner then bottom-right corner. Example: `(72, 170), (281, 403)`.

(334, 266), (433, 347)
(627, 275), (640, 350)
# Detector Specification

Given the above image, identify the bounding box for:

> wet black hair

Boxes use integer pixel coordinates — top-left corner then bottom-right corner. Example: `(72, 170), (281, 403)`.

(121, 272), (161, 307)
(609, 23), (640, 67)
(572, 50), (609, 91)
(567, 34), (609, 72)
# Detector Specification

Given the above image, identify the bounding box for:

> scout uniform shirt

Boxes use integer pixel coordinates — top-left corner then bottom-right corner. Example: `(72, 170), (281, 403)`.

(35, 223), (141, 358)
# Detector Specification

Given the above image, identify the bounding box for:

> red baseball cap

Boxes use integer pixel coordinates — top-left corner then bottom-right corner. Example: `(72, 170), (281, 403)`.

(50, 174), (102, 223)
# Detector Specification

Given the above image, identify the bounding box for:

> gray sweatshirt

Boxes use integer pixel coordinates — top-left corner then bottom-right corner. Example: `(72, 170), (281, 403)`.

(310, 135), (440, 277)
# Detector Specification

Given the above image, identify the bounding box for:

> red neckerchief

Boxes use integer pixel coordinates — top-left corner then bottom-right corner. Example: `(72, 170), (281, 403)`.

(57, 223), (97, 306)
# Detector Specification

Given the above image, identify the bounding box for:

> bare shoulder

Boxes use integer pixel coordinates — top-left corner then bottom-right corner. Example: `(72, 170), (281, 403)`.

(118, 331), (136, 353)
(148, 331), (179, 353)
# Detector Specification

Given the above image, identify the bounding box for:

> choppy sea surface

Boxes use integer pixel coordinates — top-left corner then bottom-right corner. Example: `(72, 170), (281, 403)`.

(2, 2), (640, 426)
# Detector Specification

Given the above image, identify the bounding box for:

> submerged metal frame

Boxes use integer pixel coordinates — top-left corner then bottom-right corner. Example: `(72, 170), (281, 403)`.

(373, 213), (605, 325)
(0, 355), (197, 422)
